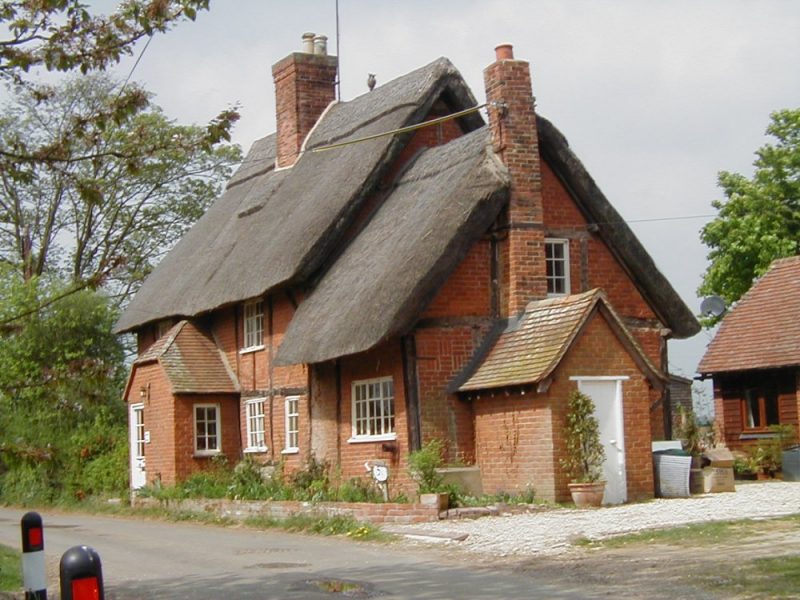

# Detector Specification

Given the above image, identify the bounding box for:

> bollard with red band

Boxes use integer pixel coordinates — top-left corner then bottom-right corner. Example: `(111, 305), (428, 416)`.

(20, 511), (47, 600)
(59, 546), (104, 600)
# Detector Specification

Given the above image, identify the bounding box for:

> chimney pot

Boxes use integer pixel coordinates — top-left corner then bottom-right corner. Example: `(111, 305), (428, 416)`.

(302, 32), (315, 54)
(495, 43), (514, 61)
(313, 34), (328, 56)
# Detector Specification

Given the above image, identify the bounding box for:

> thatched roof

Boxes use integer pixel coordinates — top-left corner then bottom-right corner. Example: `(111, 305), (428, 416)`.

(275, 128), (510, 365)
(128, 321), (239, 395)
(699, 255), (800, 375)
(537, 116), (700, 339)
(116, 58), (482, 333)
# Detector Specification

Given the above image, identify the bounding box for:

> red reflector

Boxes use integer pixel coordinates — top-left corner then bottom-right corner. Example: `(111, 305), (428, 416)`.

(72, 577), (99, 600)
(28, 527), (42, 547)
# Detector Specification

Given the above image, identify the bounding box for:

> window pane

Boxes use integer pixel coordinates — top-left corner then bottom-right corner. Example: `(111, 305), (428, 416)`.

(744, 389), (759, 428)
(765, 389), (780, 426)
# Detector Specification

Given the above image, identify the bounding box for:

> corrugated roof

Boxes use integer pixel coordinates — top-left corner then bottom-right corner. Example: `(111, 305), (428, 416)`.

(698, 255), (800, 374)
(135, 321), (239, 394)
(453, 289), (661, 392)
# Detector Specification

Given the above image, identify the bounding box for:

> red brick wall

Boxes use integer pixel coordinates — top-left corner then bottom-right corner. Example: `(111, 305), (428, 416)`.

(126, 362), (175, 486)
(173, 394), (241, 482)
(415, 326), (485, 463)
(422, 239), (492, 318)
(474, 313), (655, 502)
(272, 52), (338, 168)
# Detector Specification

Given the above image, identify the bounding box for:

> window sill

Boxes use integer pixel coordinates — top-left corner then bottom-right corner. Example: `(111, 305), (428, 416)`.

(281, 448), (299, 455)
(194, 450), (221, 458)
(347, 434), (397, 444)
(739, 432), (780, 440)
(239, 345), (265, 355)
(244, 447), (268, 454)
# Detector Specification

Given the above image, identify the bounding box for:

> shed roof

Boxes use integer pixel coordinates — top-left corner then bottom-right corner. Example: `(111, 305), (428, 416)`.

(698, 255), (800, 374)
(133, 321), (239, 394)
(452, 289), (663, 392)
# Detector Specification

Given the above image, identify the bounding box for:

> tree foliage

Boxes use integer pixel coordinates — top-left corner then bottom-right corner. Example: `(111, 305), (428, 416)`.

(0, 73), (240, 303)
(0, 267), (129, 502)
(700, 108), (800, 308)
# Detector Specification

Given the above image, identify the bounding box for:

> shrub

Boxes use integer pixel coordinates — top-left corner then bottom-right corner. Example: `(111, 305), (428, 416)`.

(408, 439), (445, 494)
(561, 389), (605, 483)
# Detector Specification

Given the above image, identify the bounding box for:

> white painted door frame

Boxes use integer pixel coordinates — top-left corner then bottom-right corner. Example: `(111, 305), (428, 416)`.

(129, 403), (146, 490)
(571, 376), (628, 504)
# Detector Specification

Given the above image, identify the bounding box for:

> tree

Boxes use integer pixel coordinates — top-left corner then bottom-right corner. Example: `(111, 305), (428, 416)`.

(0, 1), (238, 167)
(0, 73), (240, 303)
(699, 109), (800, 308)
(0, 266), (129, 502)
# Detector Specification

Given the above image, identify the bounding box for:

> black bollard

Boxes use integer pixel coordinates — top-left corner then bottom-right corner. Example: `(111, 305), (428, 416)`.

(20, 511), (47, 600)
(59, 546), (104, 600)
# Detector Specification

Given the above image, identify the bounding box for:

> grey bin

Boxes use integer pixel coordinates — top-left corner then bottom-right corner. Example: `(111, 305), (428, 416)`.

(782, 446), (800, 482)
(653, 450), (692, 498)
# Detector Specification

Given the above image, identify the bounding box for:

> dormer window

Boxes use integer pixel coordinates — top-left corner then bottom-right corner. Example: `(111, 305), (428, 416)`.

(242, 300), (264, 351)
(545, 239), (570, 296)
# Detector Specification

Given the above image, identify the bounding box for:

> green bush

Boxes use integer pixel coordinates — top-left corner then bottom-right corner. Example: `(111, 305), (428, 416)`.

(408, 439), (446, 494)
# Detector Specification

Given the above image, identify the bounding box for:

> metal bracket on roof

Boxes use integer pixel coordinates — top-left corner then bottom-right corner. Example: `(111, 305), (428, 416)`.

(489, 100), (508, 119)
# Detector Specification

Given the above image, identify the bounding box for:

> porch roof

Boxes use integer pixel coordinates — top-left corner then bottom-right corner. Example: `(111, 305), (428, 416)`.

(134, 321), (239, 394)
(451, 289), (663, 393)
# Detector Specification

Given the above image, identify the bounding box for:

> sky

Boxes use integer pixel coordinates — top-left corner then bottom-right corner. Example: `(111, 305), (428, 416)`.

(85, 0), (799, 401)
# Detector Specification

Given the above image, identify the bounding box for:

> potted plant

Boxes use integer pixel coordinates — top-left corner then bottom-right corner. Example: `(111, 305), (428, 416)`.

(560, 389), (606, 507)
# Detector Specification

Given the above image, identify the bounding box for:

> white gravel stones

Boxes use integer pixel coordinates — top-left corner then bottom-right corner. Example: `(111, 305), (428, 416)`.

(398, 481), (800, 557)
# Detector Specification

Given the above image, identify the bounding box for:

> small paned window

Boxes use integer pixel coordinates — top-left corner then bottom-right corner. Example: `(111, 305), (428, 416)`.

(545, 239), (570, 296)
(284, 396), (300, 452)
(243, 300), (264, 350)
(351, 378), (395, 441)
(194, 404), (221, 455)
(245, 398), (267, 452)
(742, 386), (780, 431)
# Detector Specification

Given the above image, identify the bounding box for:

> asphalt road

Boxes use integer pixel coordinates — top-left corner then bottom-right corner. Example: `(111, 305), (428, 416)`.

(0, 507), (593, 599)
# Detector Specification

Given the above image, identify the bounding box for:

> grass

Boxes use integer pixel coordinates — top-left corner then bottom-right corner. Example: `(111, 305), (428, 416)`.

(701, 555), (800, 598)
(577, 514), (800, 549)
(0, 544), (21, 593)
(243, 513), (390, 541)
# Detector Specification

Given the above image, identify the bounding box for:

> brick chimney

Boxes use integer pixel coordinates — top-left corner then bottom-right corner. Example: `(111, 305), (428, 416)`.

(484, 43), (547, 316)
(272, 33), (338, 168)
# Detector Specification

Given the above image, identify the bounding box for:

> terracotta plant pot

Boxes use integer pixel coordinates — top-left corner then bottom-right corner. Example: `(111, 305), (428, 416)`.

(568, 481), (606, 508)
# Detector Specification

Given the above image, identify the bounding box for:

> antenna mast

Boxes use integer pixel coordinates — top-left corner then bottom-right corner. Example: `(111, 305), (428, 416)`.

(335, 0), (341, 100)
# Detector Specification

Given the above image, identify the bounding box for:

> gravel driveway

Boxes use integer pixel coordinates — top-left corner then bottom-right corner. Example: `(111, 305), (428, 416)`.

(395, 481), (800, 557)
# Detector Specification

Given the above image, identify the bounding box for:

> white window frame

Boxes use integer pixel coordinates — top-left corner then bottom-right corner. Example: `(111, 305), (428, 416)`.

(241, 299), (264, 352)
(282, 396), (300, 454)
(349, 377), (396, 443)
(545, 238), (570, 296)
(244, 398), (267, 453)
(194, 403), (221, 456)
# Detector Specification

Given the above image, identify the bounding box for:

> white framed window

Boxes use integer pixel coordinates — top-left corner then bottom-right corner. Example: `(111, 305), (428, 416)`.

(244, 398), (267, 452)
(156, 319), (173, 339)
(194, 403), (221, 456)
(242, 300), (264, 351)
(545, 238), (570, 296)
(283, 396), (300, 454)
(349, 377), (395, 443)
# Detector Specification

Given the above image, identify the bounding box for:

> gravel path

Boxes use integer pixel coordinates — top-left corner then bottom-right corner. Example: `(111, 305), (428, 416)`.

(398, 481), (800, 557)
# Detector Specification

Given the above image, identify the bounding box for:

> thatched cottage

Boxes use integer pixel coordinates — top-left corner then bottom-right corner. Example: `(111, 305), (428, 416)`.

(117, 39), (699, 503)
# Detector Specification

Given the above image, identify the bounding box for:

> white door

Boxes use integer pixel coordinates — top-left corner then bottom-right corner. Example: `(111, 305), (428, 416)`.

(577, 378), (627, 504)
(129, 403), (146, 490)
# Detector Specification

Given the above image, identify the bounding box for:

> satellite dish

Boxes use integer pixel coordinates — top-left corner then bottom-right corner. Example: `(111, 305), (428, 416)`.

(700, 295), (726, 318)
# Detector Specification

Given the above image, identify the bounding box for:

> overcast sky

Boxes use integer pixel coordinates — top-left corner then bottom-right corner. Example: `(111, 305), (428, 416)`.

(87, 0), (799, 383)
